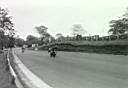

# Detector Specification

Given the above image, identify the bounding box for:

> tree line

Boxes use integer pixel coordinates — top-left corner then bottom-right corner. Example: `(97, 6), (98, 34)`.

(0, 7), (15, 50)
(16, 7), (128, 47)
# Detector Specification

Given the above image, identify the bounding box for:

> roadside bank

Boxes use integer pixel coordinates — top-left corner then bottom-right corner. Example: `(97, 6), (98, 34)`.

(38, 43), (128, 55)
(0, 50), (17, 88)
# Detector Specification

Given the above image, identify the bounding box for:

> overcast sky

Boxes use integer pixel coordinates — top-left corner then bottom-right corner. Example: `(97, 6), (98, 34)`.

(1, 0), (128, 39)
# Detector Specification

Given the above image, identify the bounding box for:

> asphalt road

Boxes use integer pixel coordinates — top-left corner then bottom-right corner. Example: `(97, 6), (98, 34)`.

(14, 48), (128, 88)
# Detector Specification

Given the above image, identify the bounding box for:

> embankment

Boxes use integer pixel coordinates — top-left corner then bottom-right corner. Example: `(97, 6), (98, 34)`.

(38, 40), (128, 55)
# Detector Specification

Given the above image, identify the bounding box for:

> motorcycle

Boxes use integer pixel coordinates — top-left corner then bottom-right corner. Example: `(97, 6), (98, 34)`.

(50, 50), (56, 57)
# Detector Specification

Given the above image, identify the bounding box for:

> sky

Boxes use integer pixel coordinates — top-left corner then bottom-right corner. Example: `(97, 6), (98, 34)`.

(0, 0), (128, 39)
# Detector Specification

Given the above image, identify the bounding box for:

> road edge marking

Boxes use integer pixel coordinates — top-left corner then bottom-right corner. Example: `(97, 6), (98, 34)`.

(7, 49), (24, 88)
(12, 49), (53, 88)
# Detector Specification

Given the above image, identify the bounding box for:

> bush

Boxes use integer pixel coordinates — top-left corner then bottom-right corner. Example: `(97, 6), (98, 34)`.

(38, 43), (128, 55)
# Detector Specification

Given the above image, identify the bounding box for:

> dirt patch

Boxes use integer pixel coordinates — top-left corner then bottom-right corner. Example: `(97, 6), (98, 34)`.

(0, 51), (17, 88)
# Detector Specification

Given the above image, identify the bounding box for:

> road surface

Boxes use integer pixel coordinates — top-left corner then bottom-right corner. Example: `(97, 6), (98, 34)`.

(14, 48), (128, 88)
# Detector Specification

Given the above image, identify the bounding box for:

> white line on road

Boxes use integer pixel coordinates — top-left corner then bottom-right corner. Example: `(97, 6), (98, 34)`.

(13, 49), (53, 88)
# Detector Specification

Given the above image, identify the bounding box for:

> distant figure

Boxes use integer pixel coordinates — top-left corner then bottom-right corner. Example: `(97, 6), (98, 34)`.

(21, 45), (26, 53)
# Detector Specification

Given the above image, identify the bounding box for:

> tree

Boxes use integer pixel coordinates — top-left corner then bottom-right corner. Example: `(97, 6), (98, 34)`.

(108, 7), (128, 35)
(108, 7), (128, 40)
(26, 35), (39, 47)
(49, 36), (55, 43)
(123, 7), (128, 34)
(123, 7), (128, 18)
(35, 25), (48, 37)
(72, 24), (86, 37)
(35, 25), (53, 44)
(55, 33), (65, 41)
(55, 33), (63, 39)
(108, 18), (128, 35)
(15, 38), (25, 47)
(0, 7), (15, 49)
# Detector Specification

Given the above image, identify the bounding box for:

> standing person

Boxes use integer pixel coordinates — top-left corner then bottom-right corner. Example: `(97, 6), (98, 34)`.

(21, 45), (26, 53)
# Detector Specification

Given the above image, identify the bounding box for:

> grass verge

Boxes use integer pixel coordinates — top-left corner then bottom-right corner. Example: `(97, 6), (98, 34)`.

(0, 50), (17, 88)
